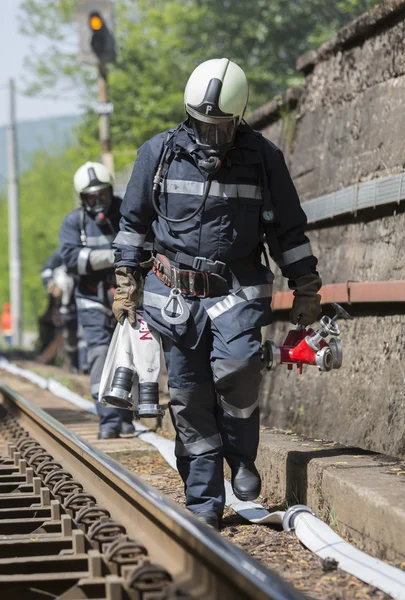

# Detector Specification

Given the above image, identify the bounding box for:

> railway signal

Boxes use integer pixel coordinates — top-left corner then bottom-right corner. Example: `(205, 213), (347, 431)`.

(76, 1), (116, 174)
(76, 1), (116, 66)
(89, 10), (116, 64)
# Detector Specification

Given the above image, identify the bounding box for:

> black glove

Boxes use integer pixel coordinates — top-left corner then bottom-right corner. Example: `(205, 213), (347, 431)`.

(289, 274), (322, 326)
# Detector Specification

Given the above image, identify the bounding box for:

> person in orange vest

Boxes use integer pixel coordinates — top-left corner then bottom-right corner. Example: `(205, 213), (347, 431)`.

(0, 303), (12, 348)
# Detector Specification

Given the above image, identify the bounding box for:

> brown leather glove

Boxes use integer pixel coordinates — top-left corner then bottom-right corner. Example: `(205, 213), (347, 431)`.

(47, 280), (62, 299)
(289, 273), (322, 326)
(113, 267), (143, 326)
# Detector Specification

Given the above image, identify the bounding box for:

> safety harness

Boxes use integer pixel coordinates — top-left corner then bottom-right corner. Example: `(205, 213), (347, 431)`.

(149, 122), (281, 299)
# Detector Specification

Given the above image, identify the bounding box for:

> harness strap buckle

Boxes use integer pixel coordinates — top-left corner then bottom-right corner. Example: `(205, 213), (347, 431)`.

(192, 256), (227, 275)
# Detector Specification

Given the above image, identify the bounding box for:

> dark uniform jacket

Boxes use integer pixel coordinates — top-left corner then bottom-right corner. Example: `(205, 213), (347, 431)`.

(114, 122), (318, 348)
(59, 199), (121, 346)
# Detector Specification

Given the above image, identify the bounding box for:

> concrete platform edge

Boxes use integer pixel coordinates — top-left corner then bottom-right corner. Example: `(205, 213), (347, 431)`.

(256, 428), (405, 562)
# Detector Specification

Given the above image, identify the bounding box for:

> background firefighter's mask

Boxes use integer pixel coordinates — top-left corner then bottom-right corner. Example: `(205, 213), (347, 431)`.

(81, 184), (113, 224)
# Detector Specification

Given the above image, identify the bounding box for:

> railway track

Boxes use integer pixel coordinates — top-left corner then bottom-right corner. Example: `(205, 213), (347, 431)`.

(0, 381), (306, 600)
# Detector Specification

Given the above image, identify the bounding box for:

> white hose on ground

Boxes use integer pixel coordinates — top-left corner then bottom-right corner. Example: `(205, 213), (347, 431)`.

(1, 356), (405, 599)
(287, 508), (405, 600)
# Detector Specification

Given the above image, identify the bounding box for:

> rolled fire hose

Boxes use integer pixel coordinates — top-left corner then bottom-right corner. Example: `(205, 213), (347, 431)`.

(1, 356), (405, 599)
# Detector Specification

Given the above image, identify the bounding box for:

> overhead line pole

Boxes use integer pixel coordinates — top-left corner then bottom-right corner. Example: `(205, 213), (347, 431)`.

(6, 78), (22, 347)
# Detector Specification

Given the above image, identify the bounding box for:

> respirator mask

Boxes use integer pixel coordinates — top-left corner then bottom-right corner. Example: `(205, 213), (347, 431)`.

(81, 184), (113, 225)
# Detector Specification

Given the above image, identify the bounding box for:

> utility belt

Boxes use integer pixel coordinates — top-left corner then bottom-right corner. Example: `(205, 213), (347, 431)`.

(152, 243), (259, 298)
(153, 254), (229, 298)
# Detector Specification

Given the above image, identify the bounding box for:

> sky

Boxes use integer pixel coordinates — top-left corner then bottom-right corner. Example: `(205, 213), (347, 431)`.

(0, 1), (83, 126)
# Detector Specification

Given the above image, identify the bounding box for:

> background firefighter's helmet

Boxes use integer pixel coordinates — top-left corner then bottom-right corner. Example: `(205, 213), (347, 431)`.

(73, 161), (114, 220)
(184, 58), (249, 156)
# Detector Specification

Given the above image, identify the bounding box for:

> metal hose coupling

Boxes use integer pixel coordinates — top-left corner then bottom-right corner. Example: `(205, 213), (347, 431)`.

(282, 505), (316, 533)
(102, 366), (135, 410)
(134, 382), (165, 419)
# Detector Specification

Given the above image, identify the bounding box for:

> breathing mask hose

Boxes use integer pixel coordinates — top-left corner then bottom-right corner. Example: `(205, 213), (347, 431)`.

(152, 173), (212, 224)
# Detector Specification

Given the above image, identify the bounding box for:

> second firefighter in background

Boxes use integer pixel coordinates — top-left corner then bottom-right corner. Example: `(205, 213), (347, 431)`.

(59, 162), (134, 439)
(112, 58), (322, 529)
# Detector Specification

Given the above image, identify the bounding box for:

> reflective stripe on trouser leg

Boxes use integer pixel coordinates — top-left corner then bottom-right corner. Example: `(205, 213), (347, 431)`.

(168, 383), (222, 457)
(169, 385), (225, 515)
(162, 329), (225, 515)
(213, 353), (263, 464)
(88, 345), (121, 430)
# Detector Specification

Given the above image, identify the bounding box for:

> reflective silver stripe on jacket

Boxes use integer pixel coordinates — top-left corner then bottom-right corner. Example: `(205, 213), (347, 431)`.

(176, 433), (222, 456)
(219, 396), (259, 419)
(114, 231), (146, 247)
(76, 297), (113, 316)
(64, 343), (78, 352)
(163, 179), (262, 200)
(206, 283), (273, 321)
(86, 234), (115, 247)
(278, 242), (313, 267)
(41, 268), (52, 279)
(89, 249), (115, 271)
(77, 248), (92, 275)
(143, 290), (192, 313)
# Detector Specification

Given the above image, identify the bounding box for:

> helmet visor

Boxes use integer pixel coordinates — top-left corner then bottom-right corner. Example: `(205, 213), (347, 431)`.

(191, 117), (238, 152)
(81, 184), (112, 211)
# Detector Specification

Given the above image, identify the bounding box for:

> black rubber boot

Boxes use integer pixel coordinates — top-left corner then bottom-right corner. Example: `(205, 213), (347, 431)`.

(194, 510), (221, 531)
(231, 462), (261, 501)
(98, 427), (120, 440)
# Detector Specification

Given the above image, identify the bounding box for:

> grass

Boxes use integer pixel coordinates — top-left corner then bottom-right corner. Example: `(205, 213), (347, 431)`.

(329, 507), (340, 533)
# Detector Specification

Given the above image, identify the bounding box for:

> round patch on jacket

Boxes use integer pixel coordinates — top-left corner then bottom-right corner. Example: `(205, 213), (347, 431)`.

(262, 209), (274, 223)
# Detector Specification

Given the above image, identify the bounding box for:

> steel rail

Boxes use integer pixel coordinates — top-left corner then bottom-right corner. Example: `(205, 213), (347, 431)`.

(0, 382), (306, 600)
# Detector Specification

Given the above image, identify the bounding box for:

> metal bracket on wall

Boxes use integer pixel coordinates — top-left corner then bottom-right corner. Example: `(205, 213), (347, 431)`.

(303, 172), (405, 224)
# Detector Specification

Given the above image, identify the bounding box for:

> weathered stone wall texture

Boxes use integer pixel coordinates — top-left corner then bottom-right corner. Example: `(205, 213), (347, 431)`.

(255, 7), (405, 458)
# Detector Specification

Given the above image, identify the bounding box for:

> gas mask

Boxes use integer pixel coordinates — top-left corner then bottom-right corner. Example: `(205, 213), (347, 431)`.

(190, 115), (238, 164)
(81, 184), (113, 225)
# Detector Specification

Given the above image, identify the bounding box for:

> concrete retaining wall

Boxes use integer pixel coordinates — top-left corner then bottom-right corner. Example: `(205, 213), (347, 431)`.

(248, 0), (405, 458)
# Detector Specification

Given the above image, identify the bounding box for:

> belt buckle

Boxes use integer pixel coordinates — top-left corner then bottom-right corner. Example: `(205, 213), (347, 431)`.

(192, 256), (226, 275)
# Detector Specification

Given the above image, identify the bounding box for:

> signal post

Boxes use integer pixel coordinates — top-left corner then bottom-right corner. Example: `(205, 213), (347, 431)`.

(77, 1), (116, 174)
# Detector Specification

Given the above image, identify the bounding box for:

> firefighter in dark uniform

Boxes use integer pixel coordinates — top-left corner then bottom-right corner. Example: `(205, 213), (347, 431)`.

(112, 59), (322, 528)
(59, 162), (134, 439)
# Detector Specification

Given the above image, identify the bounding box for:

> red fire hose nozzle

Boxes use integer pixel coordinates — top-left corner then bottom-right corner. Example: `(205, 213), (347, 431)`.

(262, 303), (352, 374)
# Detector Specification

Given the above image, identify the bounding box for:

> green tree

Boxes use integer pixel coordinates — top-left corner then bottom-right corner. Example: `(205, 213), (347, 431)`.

(20, 0), (380, 150)
(0, 141), (98, 329)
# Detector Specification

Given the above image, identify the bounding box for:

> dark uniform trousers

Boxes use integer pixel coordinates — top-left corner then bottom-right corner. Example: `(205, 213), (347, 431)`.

(163, 322), (262, 515)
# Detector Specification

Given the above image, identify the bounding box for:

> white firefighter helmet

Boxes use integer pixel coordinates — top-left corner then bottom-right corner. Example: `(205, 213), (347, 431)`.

(184, 58), (249, 155)
(73, 161), (114, 219)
